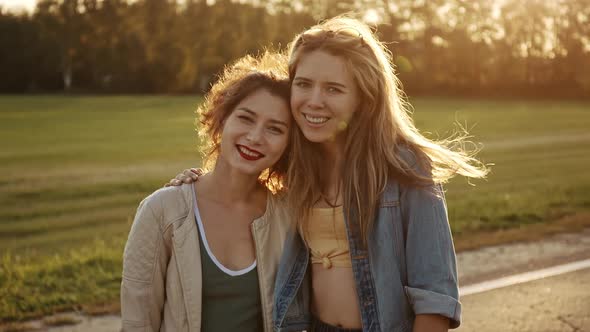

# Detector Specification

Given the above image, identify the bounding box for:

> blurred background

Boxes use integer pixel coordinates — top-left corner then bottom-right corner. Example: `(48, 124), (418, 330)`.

(1, 0), (590, 96)
(0, 0), (589, 329)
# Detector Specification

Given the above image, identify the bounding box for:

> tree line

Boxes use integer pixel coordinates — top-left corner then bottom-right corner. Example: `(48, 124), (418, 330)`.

(1, 0), (589, 97)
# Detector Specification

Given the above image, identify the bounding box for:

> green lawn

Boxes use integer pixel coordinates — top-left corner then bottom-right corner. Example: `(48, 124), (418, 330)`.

(1, 96), (589, 322)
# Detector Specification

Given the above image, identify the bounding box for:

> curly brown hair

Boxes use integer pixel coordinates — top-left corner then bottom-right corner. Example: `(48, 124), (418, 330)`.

(197, 52), (292, 192)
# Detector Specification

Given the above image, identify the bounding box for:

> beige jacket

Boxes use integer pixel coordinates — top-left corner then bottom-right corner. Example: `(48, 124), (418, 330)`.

(121, 183), (291, 331)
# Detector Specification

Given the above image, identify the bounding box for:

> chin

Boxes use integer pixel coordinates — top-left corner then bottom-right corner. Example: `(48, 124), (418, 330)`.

(227, 160), (265, 177)
(235, 167), (264, 177)
(239, 161), (267, 173)
(299, 130), (331, 144)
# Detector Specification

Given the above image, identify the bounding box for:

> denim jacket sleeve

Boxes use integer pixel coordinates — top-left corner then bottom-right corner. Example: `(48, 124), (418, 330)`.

(401, 183), (461, 328)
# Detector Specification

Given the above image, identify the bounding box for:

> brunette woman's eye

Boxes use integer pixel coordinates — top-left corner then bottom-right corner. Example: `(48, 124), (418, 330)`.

(327, 86), (343, 93)
(238, 115), (254, 123)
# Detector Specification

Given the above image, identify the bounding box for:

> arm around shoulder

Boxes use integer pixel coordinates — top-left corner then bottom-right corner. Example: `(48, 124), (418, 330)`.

(401, 183), (461, 329)
(121, 194), (170, 331)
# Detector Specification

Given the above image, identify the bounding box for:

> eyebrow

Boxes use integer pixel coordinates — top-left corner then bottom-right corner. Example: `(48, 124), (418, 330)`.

(293, 76), (348, 89)
(237, 108), (289, 127)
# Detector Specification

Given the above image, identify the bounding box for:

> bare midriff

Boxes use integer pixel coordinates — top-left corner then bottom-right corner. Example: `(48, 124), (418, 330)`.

(311, 265), (362, 329)
(304, 206), (362, 328)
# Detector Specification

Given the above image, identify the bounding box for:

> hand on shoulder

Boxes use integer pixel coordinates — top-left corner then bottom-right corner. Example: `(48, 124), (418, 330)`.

(164, 168), (204, 187)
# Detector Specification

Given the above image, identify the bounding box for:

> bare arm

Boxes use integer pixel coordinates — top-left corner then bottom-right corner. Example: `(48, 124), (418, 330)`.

(413, 314), (449, 332)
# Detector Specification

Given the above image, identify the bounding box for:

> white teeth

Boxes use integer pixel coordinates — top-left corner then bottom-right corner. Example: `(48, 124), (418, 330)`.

(304, 114), (329, 124)
(238, 145), (261, 157)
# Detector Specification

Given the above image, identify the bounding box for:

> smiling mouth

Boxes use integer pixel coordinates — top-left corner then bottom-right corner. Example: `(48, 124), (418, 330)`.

(237, 144), (264, 161)
(303, 113), (330, 125)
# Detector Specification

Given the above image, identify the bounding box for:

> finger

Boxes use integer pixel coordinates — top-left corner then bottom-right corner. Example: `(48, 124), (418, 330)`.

(191, 168), (204, 176)
(185, 169), (199, 180)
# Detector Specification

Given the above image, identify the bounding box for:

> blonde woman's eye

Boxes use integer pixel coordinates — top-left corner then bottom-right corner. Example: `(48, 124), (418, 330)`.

(294, 81), (310, 88)
(269, 126), (284, 134)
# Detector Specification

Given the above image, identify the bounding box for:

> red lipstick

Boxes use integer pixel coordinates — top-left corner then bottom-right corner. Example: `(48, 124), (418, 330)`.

(237, 144), (264, 161)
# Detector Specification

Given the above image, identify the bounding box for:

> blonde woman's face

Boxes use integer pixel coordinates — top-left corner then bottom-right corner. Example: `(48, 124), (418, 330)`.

(219, 89), (291, 176)
(290, 50), (360, 147)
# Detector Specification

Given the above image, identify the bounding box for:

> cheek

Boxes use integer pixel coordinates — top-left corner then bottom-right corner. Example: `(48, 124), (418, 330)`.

(219, 121), (240, 146)
(219, 129), (230, 146)
(223, 119), (243, 134)
(292, 114), (306, 131)
(290, 90), (304, 112)
(271, 135), (289, 158)
(340, 96), (359, 118)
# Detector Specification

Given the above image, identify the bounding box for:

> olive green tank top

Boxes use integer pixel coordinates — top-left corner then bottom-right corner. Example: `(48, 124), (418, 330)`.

(193, 189), (263, 332)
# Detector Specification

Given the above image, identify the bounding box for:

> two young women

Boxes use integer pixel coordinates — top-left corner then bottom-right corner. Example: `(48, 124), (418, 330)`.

(125, 16), (488, 332)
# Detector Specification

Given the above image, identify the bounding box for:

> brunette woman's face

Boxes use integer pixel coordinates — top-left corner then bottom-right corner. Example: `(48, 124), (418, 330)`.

(290, 50), (360, 147)
(219, 88), (291, 176)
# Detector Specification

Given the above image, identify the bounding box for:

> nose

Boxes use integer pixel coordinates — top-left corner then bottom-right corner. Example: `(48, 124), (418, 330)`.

(307, 87), (324, 109)
(246, 124), (264, 144)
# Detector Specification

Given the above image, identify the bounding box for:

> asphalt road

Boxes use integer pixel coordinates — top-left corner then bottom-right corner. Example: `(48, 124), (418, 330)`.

(458, 268), (590, 332)
(25, 228), (590, 331)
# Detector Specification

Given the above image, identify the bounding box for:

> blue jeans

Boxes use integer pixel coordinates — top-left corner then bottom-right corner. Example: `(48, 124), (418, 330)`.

(312, 316), (362, 332)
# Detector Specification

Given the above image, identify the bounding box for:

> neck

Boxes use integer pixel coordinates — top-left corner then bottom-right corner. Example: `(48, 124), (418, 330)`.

(199, 159), (264, 205)
(320, 137), (345, 171)
(318, 139), (345, 204)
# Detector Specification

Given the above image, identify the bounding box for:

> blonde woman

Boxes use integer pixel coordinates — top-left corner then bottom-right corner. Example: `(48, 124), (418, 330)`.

(121, 53), (293, 331)
(170, 17), (488, 332)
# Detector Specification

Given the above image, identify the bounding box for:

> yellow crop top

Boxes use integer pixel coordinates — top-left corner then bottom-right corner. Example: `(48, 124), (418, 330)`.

(304, 206), (352, 269)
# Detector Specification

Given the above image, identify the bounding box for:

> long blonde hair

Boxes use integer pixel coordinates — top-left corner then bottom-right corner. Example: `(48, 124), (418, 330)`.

(286, 16), (489, 244)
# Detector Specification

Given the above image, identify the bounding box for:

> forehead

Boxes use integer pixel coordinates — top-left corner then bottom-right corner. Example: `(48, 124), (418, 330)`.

(235, 88), (290, 122)
(294, 50), (353, 84)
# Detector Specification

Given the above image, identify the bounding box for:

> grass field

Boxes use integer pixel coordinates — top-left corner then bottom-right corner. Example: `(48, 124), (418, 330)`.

(1, 95), (589, 322)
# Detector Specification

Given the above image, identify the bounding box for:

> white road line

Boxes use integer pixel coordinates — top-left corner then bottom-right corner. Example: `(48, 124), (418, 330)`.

(459, 258), (590, 297)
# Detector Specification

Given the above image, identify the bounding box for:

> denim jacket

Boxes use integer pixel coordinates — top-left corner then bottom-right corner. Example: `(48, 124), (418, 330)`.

(272, 179), (461, 332)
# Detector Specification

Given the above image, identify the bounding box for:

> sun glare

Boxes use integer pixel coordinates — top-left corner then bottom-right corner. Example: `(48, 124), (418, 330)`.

(0, 0), (36, 12)
(363, 9), (380, 25)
